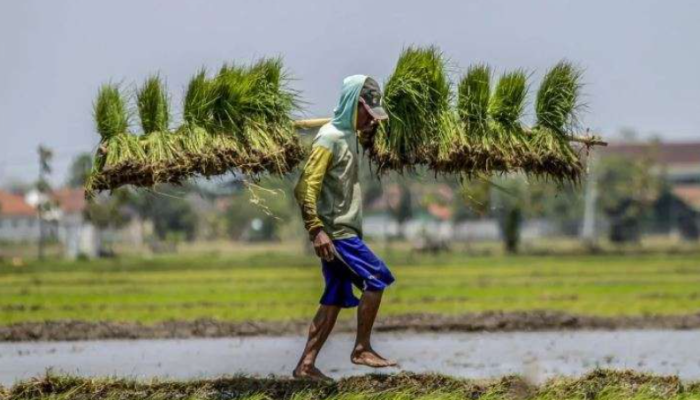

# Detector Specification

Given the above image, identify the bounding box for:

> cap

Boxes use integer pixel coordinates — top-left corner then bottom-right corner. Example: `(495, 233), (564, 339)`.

(359, 77), (388, 120)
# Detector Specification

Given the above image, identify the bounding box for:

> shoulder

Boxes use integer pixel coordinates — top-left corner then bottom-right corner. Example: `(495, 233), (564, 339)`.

(312, 123), (343, 150)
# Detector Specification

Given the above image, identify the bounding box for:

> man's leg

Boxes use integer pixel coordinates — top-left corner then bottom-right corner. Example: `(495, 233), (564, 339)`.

(293, 304), (341, 379)
(350, 289), (397, 367)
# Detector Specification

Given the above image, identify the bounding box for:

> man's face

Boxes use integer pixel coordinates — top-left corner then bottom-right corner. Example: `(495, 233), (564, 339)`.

(356, 101), (377, 133)
(356, 101), (379, 147)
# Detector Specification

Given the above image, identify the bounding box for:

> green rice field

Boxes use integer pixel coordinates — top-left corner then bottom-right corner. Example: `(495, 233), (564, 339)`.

(1, 250), (700, 325)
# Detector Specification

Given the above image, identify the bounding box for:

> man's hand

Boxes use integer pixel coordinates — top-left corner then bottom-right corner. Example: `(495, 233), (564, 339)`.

(311, 229), (335, 262)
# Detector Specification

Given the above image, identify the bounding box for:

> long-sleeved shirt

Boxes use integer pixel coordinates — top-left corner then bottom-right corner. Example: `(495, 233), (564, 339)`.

(294, 122), (363, 239)
(295, 75), (368, 240)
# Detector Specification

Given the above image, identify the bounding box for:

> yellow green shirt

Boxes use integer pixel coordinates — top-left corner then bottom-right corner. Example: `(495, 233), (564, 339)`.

(294, 122), (363, 240)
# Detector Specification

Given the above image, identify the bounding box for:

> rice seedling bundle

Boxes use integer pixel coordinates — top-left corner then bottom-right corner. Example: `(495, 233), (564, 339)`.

(186, 58), (302, 176)
(86, 58), (303, 198)
(86, 84), (146, 194)
(529, 61), (585, 182)
(371, 49), (594, 182)
(181, 69), (228, 176)
(86, 51), (598, 198)
(136, 75), (189, 185)
(137, 75), (170, 133)
(370, 46), (457, 172)
(486, 70), (529, 166)
(452, 67), (530, 174)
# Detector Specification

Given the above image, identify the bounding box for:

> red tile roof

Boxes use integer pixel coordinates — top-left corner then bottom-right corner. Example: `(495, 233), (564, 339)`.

(0, 190), (36, 217)
(52, 188), (86, 214)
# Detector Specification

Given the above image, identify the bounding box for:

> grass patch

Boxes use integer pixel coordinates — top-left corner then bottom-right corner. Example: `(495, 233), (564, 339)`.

(3, 370), (698, 400)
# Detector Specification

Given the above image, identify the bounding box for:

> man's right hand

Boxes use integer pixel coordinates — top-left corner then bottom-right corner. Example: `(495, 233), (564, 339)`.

(311, 229), (335, 262)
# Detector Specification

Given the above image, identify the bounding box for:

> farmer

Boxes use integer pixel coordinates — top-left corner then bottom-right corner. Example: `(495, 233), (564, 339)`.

(293, 75), (397, 380)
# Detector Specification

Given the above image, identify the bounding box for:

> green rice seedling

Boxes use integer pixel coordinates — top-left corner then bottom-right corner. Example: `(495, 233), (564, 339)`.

(103, 133), (146, 170)
(86, 84), (146, 196)
(530, 61), (585, 182)
(372, 46), (454, 172)
(137, 74), (170, 134)
(183, 69), (217, 130)
(535, 61), (582, 133)
(458, 65), (491, 132)
(489, 70), (528, 132)
(136, 75), (190, 185)
(453, 65), (492, 173)
(210, 58), (300, 174)
(140, 130), (187, 184)
(93, 83), (129, 141)
(182, 70), (236, 177)
(90, 132), (148, 192)
(177, 124), (216, 175)
(248, 58), (302, 162)
(487, 69), (530, 170)
(454, 67), (530, 174)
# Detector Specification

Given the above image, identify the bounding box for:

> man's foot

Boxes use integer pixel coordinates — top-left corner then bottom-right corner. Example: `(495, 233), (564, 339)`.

(293, 364), (333, 381)
(351, 347), (398, 368)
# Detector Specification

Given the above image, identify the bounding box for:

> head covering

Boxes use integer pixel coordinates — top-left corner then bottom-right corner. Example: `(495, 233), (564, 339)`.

(359, 77), (388, 120)
(331, 75), (387, 132)
(331, 75), (366, 132)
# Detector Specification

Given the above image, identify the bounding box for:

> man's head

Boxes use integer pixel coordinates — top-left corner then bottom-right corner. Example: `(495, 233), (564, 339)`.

(356, 77), (388, 139)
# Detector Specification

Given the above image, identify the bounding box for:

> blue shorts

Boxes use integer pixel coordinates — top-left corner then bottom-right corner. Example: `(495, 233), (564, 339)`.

(320, 236), (395, 308)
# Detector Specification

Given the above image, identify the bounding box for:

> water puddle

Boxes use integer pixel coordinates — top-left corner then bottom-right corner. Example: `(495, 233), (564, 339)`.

(2, 330), (699, 385)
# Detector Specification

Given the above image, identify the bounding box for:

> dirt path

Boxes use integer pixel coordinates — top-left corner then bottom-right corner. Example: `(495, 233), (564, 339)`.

(4, 311), (700, 342)
(3, 330), (700, 386)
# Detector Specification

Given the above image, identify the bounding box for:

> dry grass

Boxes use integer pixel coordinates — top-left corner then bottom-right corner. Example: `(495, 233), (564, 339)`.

(4, 370), (697, 400)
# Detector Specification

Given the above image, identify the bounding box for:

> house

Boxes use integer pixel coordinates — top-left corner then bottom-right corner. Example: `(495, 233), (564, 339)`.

(601, 141), (700, 239)
(600, 141), (700, 185)
(0, 188), (102, 257)
(52, 188), (100, 258)
(0, 190), (40, 242)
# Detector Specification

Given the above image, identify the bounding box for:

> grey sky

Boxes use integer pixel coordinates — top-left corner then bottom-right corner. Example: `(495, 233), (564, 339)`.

(1, 0), (699, 185)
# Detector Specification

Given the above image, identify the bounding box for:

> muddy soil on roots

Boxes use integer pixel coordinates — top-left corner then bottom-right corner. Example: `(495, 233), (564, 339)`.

(4, 311), (700, 342)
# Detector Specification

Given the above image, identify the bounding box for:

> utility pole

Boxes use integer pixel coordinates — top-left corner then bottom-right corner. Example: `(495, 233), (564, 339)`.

(581, 152), (598, 246)
(37, 145), (53, 260)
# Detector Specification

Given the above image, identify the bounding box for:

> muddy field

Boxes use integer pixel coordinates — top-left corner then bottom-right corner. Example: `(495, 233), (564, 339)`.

(4, 311), (700, 342)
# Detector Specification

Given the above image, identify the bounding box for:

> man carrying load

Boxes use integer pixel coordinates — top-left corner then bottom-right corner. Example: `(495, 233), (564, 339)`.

(293, 76), (397, 380)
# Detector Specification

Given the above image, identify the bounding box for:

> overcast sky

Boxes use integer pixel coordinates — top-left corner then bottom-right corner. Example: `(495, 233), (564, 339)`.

(1, 1), (699, 185)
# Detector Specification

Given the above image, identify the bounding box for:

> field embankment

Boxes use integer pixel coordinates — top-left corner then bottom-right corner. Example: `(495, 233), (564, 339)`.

(3, 370), (698, 400)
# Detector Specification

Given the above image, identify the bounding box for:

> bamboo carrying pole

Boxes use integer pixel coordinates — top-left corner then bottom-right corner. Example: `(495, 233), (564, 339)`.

(293, 118), (332, 129)
(293, 118), (608, 147)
